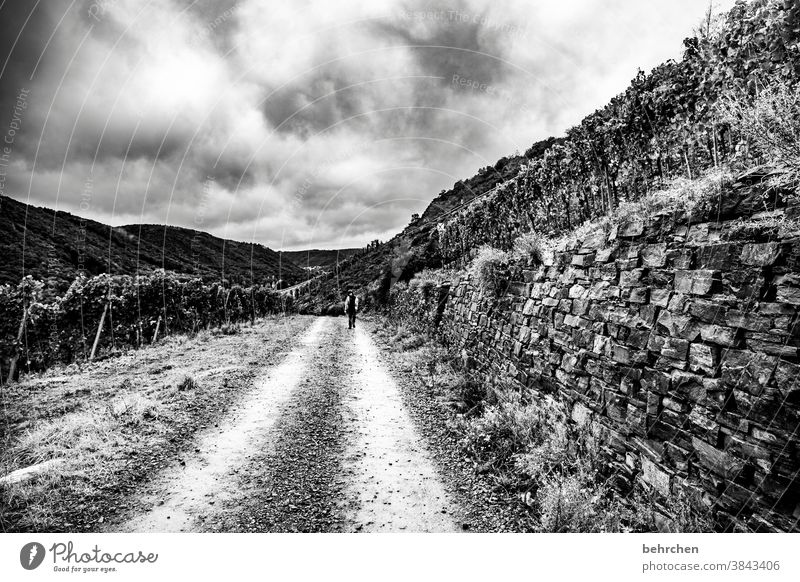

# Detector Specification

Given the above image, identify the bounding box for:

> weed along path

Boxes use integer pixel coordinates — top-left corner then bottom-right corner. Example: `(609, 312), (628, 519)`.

(90, 316), (459, 533)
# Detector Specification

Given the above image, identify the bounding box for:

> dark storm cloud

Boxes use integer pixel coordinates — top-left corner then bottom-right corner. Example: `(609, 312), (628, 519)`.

(0, 1), (55, 131)
(372, 0), (513, 87)
(1, 0), (739, 250)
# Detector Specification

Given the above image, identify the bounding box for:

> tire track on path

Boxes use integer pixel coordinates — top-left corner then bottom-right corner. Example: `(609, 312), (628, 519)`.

(207, 317), (349, 532)
(113, 317), (327, 532)
(340, 326), (457, 532)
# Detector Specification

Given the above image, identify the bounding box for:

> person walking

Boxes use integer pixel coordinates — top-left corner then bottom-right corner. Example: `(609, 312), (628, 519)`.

(344, 290), (359, 329)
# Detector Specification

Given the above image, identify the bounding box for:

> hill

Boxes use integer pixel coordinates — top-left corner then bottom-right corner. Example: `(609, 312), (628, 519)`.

(299, 0), (800, 312)
(0, 195), (305, 291)
(280, 249), (360, 270)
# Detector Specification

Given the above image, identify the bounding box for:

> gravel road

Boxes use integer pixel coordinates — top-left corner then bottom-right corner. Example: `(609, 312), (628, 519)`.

(109, 317), (461, 533)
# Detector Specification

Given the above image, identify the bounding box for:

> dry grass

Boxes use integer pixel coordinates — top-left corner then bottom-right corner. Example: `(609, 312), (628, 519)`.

(469, 245), (510, 291)
(506, 168), (733, 264)
(718, 82), (800, 201)
(510, 231), (550, 266)
(0, 315), (313, 532)
(723, 209), (800, 240)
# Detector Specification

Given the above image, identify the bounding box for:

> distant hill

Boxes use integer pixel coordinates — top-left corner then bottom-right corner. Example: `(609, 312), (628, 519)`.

(280, 249), (360, 269)
(0, 195), (305, 291)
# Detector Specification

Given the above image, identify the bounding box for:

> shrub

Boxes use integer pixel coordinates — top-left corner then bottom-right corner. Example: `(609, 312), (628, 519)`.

(449, 376), (488, 415)
(108, 395), (158, 425)
(718, 81), (800, 200)
(459, 386), (548, 469)
(626, 487), (713, 533)
(510, 232), (550, 266)
(401, 333), (426, 351)
(177, 376), (197, 391)
(469, 246), (510, 292)
(408, 268), (453, 291)
(536, 471), (627, 533)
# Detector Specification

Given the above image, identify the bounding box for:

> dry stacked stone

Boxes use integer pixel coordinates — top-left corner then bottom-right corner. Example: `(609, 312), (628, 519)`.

(440, 191), (800, 532)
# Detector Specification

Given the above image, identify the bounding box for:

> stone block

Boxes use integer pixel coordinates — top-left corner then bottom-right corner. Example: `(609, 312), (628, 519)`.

(668, 249), (694, 269)
(774, 360), (800, 402)
(628, 287), (649, 304)
(670, 370), (706, 402)
(572, 299), (590, 316)
(650, 288), (671, 307)
(723, 268), (766, 301)
(699, 323), (739, 347)
(619, 268), (645, 287)
(522, 299), (536, 316)
(646, 391), (661, 414)
(648, 335), (689, 360)
(746, 338), (798, 358)
(640, 243), (667, 268)
(696, 243), (738, 270)
(641, 368), (670, 394)
(641, 457), (671, 496)
(571, 253), (595, 267)
(612, 344), (646, 365)
(674, 270), (718, 295)
(691, 437), (746, 480)
(571, 401), (592, 426)
(656, 310), (700, 340)
(688, 343), (719, 375)
(725, 310), (771, 332)
(776, 285), (800, 305)
(741, 242), (780, 266)
(688, 299), (727, 324)
(619, 219), (644, 237)
(568, 284), (586, 299)
(591, 249), (614, 267)
(688, 408), (720, 444)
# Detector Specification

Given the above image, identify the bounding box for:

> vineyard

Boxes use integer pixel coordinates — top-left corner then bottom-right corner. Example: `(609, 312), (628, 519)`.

(431, 0), (800, 261)
(0, 271), (291, 383)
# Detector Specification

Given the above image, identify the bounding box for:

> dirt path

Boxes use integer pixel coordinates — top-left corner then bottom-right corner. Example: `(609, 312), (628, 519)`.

(114, 318), (327, 532)
(106, 316), (457, 533)
(340, 327), (456, 532)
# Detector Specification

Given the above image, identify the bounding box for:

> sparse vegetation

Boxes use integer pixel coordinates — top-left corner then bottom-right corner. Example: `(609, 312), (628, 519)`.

(469, 246), (510, 292)
(510, 231), (550, 266)
(0, 315), (311, 532)
(408, 268), (455, 295)
(378, 298), (716, 532)
(451, 379), (713, 532)
(613, 167), (733, 224)
(718, 81), (800, 201)
(723, 208), (800, 240)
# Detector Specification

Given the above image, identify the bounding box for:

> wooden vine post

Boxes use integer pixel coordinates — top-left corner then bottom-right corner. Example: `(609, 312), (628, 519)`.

(6, 304), (29, 384)
(152, 315), (162, 345)
(89, 301), (109, 361)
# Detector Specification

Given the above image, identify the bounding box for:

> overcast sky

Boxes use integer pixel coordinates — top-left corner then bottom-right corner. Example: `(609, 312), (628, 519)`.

(0, 0), (735, 250)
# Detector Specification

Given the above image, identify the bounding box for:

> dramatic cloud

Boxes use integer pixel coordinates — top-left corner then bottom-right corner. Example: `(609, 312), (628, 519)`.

(0, 0), (736, 250)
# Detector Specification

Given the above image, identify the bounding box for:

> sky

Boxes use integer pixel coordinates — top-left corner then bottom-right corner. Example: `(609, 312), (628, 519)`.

(0, 0), (737, 251)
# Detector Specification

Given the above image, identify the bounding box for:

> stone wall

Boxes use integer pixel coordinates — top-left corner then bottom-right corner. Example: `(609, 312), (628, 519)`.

(438, 183), (800, 532)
